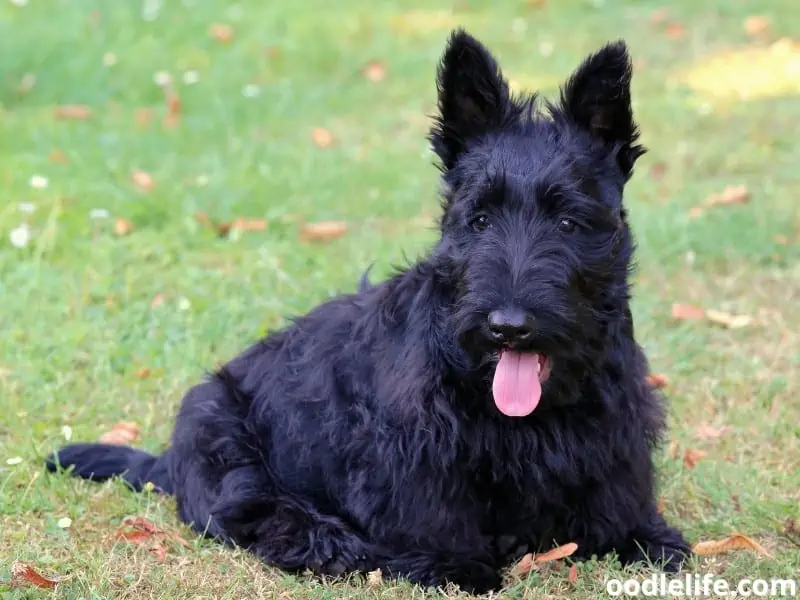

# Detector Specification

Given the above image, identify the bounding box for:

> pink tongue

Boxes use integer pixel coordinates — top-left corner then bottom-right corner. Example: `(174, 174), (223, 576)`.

(492, 351), (542, 417)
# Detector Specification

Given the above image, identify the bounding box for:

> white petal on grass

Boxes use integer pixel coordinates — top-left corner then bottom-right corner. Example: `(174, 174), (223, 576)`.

(57, 517), (72, 529)
(539, 42), (554, 57)
(30, 174), (49, 189)
(6, 456), (23, 465)
(195, 174), (209, 186)
(18, 202), (35, 214)
(103, 52), (118, 67)
(153, 71), (172, 87)
(242, 84), (261, 98)
(10, 0), (28, 7)
(10, 224), (30, 248)
(61, 425), (73, 441)
(183, 70), (200, 85)
(178, 297), (192, 311)
(89, 208), (110, 220)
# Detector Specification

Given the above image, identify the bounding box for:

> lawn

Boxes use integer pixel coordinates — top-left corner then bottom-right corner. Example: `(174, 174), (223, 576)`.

(1, 0), (798, 598)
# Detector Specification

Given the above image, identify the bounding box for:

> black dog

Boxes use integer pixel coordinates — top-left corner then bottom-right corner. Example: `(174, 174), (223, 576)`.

(47, 30), (689, 593)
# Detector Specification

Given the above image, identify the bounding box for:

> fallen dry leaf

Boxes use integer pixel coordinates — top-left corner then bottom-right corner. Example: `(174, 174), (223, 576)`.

(649, 162), (667, 180)
(98, 421), (139, 445)
(695, 423), (731, 440)
(209, 23), (234, 44)
(54, 104), (92, 120)
(163, 85), (181, 129)
(774, 234), (789, 246)
(647, 373), (669, 390)
(683, 448), (707, 469)
(150, 543), (168, 562)
(688, 206), (705, 219)
(743, 15), (770, 38)
(10, 561), (61, 589)
(367, 568), (383, 586)
(671, 303), (706, 321)
(135, 107), (156, 128)
(114, 217), (134, 237)
(510, 552), (536, 576)
(705, 184), (750, 207)
(704, 309), (752, 329)
(657, 497), (666, 514)
(311, 127), (335, 148)
(568, 563), (578, 584)
(363, 61), (387, 82)
(150, 293), (165, 309)
(693, 532), (773, 558)
(232, 218), (268, 232)
(649, 8), (668, 25)
(665, 22), (685, 39)
(300, 221), (349, 242)
(48, 149), (69, 164)
(134, 367), (151, 379)
(131, 169), (155, 193)
(535, 542), (579, 564)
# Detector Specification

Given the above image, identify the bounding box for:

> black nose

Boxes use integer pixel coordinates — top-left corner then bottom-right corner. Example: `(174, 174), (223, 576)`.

(487, 309), (535, 345)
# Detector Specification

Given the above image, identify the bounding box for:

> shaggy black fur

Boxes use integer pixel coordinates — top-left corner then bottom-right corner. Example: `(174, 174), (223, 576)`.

(46, 30), (690, 593)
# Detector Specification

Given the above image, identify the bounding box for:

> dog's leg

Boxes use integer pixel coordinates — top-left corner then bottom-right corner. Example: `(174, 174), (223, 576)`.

(168, 376), (374, 577)
(379, 548), (501, 594)
(614, 510), (691, 572)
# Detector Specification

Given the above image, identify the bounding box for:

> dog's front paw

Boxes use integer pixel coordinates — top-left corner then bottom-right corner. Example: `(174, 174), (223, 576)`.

(616, 514), (691, 572)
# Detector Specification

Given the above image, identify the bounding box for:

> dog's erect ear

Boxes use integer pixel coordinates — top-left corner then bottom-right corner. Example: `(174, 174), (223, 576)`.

(430, 30), (514, 171)
(558, 41), (645, 175)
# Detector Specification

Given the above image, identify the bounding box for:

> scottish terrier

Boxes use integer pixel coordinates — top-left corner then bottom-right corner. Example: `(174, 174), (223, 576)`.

(47, 30), (690, 593)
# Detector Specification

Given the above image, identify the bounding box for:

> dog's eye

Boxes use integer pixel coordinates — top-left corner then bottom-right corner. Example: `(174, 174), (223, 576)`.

(471, 214), (491, 232)
(557, 217), (577, 233)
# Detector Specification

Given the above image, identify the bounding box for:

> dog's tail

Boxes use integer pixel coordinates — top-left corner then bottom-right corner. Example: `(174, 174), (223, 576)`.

(45, 443), (173, 494)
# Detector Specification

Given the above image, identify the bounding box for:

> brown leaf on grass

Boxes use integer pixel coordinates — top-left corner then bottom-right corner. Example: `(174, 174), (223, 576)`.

(688, 206), (705, 219)
(683, 448), (707, 469)
(49, 149), (69, 164)
(311, 127), (335, 148)
(163, 85), (181, 129)
(362, 61), (387, 82)
(567, 563), (578, 584)
(731, 493), (742, 513)
(54, 104), (92, 120)
(300, 221), (349, 242)
(134, 367), (151, 379)
(743, 16), (770, 39)
(649, 8), (668, 25)
(194, 212), (267, 237)
(135, 107), (156, 128)
(232, 218), (268, 232)
(671, 303), (705, 321)
(131, 169), (155, 193)
(150, 543), (168, 562)
(98, 421), (139, 445)
(535, 542), (579, 564)
(10, 561), (62, 589)
(656, 497), (666, 514)
(510, 552), (536, 576)
(649, 162), (667, 180)
(664, 23), (685, 39)
(209, 23), (234, 44)
(695, 424), (731, 440)
(647, 373), (669, 390)
(366, 568), (383, 586)
(704, 309), (752, 329)
(114, 217), (134, 237)
(693, 532), (773, 558)
(706, 185), (750, 207)
(150, 293), (165, 309)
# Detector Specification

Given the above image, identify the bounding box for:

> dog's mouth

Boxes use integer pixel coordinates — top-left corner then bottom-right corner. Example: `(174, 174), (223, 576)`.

(492, 351), (551, 417)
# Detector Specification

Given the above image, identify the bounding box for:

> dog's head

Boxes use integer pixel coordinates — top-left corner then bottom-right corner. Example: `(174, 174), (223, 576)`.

(430, 30), (643, 415)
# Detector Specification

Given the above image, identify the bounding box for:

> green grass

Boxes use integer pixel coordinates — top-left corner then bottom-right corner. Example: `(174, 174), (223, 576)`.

(1, 0), (799, 598)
